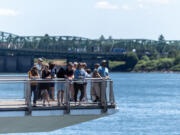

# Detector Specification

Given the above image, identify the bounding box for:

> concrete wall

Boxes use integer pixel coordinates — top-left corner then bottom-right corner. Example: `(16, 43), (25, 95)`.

(0, 56), (33, 73)
(0, 55), (109, 73)
(0, 57), (5, 72)
(17, 56), (33, 72)
(5, 56), (17, 72)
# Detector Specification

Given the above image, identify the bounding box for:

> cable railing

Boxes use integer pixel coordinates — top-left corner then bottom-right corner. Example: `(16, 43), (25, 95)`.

(0, 76), (115, 115)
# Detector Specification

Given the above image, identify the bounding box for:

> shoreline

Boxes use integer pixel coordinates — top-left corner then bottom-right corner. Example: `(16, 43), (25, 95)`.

(0, 70), (180, 74)
(110, 70), (180, 73)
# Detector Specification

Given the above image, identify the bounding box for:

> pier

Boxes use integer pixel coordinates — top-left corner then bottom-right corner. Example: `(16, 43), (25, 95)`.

(0, 75), (116, 116)
(0, 75), (117, 133)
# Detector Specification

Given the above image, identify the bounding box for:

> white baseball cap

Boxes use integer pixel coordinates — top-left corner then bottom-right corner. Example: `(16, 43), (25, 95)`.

(38, 58), (43, 62)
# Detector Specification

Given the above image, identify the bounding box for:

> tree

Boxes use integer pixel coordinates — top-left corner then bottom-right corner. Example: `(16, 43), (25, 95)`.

(108, 36), (112, 41)
(174, 55), (180, 65)
(157, 34), (166, 54)
(99, 35), (105, 41)
(158, 34), (165, 42)
(125, 52), (139, 71)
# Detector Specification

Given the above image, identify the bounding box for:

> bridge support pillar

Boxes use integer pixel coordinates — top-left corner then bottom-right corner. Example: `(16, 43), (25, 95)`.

(0, 56), (33, 73)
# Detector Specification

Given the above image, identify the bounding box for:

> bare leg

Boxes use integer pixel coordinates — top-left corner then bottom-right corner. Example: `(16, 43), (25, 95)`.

(45, 90), (50, 106)
(51, 87), (55, 101)
(84, 84), (87, 101)
(57, 90), (60, 105)
(61, 90), (64, 105)
(42, 90), (46, 106)
(70, 84), (74, 100)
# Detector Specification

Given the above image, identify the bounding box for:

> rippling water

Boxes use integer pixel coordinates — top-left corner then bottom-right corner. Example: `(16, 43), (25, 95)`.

(6, 73), (180, 135)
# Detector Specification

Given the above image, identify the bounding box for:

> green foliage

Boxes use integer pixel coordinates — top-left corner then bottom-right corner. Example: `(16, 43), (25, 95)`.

(125, 52), (139, 71)
(134, 60), (147, 71)
(141, 55), (150, 61)
(134, 58), (174, 72)
(174, 55), (180, 65)
(99, 35), (105, 41)
(157, 58), (174, 70)
(109, 61), (125, 69)
(158, 34), (165, 42)
(171, 64), (180, 71)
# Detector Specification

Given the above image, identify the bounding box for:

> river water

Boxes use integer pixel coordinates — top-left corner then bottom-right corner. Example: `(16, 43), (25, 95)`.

(6, 73), (180, 135)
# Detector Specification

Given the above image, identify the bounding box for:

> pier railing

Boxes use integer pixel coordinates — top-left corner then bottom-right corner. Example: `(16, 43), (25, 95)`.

(0, 76), (115, 115)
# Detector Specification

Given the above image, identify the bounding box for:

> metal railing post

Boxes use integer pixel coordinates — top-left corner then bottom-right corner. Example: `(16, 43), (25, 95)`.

(109, 80), (115, 105)
(64, 80), (70, 114)
(24, 81), (27, 104)
(25, 80), (32, 115)
(100, 79), (107, 113)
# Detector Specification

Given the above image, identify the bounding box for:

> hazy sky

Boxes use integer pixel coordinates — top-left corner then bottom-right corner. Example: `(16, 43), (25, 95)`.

(0, 0), (179, 40)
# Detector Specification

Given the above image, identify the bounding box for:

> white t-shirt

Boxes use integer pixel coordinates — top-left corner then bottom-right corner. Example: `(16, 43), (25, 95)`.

(36, 64), (42, 75)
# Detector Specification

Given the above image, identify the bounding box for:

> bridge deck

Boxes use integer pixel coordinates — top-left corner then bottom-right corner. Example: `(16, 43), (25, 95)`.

(0, 100), (115, 111)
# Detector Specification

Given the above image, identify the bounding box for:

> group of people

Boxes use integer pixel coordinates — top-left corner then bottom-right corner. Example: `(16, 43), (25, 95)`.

(28, 58), (109, 107)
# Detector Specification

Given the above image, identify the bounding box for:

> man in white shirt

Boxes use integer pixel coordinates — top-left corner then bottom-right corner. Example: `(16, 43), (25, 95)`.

(36, 58), (43, 76)
(98, 60), (109, 79)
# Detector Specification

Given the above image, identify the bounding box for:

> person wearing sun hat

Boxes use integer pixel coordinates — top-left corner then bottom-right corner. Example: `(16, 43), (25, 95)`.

(97, 60), (109, 79)
(36, 58), (44, 76)
(97, 60), (109, 107)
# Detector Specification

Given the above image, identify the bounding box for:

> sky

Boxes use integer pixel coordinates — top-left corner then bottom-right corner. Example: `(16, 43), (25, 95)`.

(0, 0), (180, 40)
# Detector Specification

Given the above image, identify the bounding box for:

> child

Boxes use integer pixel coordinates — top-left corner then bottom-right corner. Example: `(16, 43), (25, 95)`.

(91, 69), (102, 102)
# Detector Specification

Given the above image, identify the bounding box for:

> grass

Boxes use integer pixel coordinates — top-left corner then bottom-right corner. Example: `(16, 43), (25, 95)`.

(34, 58), (66, 66)
(109, 61), (125, 69)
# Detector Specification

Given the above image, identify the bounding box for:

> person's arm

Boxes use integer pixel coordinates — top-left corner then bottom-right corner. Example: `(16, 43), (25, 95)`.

(54, 68), (57, 78)
(105, 68), (110, 79)
(34, 73), (40, 79)
(97, 67), (102, 77)
(84, 70), (90, 78)
(97, 72), (102, 78)
(46, 72), (51, 79)
(28, 71), (32, 79)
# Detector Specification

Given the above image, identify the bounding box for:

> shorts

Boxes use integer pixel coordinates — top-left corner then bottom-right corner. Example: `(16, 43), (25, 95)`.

(57, 82), (66, 91)
(49, 82), (55, 87)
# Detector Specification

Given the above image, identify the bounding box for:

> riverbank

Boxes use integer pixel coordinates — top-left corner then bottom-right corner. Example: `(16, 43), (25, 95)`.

(109, 53), (180, 72)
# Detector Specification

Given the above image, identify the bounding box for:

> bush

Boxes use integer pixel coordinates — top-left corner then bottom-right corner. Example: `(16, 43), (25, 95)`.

(145, 60), (158, 71)
(109, 61), (125, 69)
(125, 52), (139, 71)
(157, 58), (174, 70)
(141, 55), (150, 61)
(174, 55), (180, 65)
(134, 58), (174, 71)
(171, 64), (180, 71)
(134, 60), (147, 71)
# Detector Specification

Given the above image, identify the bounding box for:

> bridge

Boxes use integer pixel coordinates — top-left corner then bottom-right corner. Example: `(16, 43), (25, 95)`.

(0, 48), (126, 72)
(1, 31), (179, 72)
(0, 31), (127, 72)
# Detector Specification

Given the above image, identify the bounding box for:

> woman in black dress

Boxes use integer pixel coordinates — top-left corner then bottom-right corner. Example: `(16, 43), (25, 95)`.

(41, 65), (51, 106)
(49, 62), (56, 101)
